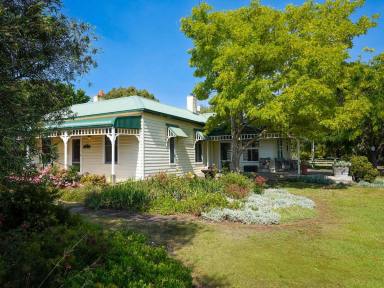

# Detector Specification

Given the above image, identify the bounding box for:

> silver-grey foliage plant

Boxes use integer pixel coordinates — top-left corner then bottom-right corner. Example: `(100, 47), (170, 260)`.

(202, 188), (315, 225)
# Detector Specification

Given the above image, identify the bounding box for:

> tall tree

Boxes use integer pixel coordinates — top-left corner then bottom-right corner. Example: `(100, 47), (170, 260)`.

(330, 53), (384, 166)
(182, 0), (375, 171)
(56, 83), (90, 104)
(105, 86), (158, 101)
(0, 0), (97, 178)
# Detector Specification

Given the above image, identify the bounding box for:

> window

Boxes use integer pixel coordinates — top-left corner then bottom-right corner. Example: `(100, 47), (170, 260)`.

(243, 142), (259, 162)
(195, 141), (202, 163)
(104, 136), (118, 164)
(169, 137), (175, 163)
(220, 143), (231, 161)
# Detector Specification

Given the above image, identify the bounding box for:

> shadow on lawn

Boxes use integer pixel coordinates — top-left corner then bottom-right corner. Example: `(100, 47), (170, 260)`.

(68, 205), (232, 287)
(68, 205), (201, 252)
(194, 273), (231, 288)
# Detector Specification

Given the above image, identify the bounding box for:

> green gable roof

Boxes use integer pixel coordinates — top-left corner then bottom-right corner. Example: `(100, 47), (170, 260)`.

(68, 96), (208, 125)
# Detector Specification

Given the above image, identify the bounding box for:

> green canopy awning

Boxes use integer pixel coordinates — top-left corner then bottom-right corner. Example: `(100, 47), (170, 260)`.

(48, 116), (141, 130)
(168, 126), (188, 138)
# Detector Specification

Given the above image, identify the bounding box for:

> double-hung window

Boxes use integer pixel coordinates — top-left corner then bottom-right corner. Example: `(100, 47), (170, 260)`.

(195, 141), (203, 163)
(169, 137), (175, 164)
(243, 142), (259, 162)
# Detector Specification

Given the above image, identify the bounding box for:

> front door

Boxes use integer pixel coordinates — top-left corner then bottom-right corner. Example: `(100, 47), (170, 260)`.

(72, 138), (81, 171)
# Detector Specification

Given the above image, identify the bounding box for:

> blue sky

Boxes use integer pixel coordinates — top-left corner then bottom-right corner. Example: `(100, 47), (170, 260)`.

(63, 0), (384, 108)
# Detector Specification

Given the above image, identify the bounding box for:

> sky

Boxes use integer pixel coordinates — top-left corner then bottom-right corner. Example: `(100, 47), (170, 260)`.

(62, 0), (384, 108)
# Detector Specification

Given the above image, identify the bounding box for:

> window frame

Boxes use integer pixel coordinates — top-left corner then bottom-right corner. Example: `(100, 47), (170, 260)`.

(243, 142), (259, 162)
(169, 137), (176, 164)
(195, 141), (203, 163)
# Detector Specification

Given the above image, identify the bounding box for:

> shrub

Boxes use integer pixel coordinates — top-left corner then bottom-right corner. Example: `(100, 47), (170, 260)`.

(287, 175), (335, 185)
(350, 156), (379, 183)
(0, 183), (74, 231)
(80, 173), (106, 186)
(61, 185), (103, 202)
(219, 172), (253, 199)
(224, 184), (250, 199)
(85, 181), (150, 211)
(254, 175), (267, 194)
(7, 165), (81, 188)
(0, 222), (192, 287)
(84, 174), (229, 215)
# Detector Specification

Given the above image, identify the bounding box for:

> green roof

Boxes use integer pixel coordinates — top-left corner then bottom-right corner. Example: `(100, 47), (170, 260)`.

(168, 126), (188, 138)
(68, 96), (208, 125)
(50, 116), (141, 129)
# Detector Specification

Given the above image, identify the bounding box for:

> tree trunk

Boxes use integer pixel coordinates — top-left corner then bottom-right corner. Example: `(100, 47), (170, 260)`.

(230, 116), (242, 172)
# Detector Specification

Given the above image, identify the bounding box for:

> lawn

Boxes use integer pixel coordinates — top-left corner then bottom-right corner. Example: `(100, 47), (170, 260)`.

(72, 185), (384, 288)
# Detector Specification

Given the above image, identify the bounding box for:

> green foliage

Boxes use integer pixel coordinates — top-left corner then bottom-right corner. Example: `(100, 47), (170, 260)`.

(0, 0), (97, 179)
(60, 185), (103, 203)
(86, 181), (150, 211)
(219, 173), (253, 199)
(329, 54), (384, 166)
(0, 223), (192, 287)
(84, 173), (259, 215)
(80, 173), (106, 186)
(181, 1), (376, 170)
(0, 183), (74, 231)
(105, 86), (158, 101)
(350, 156), (379, 183)
(287, 175), (335, 185)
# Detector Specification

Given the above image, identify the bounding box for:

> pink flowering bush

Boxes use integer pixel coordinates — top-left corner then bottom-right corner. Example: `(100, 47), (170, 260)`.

(8, 165), (81, 189)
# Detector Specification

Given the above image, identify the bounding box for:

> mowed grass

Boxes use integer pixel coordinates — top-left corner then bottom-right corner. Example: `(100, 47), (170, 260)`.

(174, 186), (384, 287)
(74, 185), (384, 287)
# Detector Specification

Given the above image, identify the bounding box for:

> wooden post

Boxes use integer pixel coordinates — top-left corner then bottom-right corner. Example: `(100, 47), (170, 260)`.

(206, 141), (210, 167)
(107, 128), (118, 184)
(60, 131), (70, 170)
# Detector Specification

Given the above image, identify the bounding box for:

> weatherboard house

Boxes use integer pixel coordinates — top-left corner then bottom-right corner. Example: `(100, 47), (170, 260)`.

(44, 93), (296, 182)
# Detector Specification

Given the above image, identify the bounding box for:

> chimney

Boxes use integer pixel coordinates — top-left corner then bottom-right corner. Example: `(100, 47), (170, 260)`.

(93, 90), (105, 102)
(186, 95), (197, 113)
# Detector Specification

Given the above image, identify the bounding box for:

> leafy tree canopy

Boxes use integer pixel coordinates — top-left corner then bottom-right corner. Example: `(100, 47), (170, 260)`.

(0, 0), (97, 178)
(105, 86), (158, 101)
(329, 53), (384, 165)
(182, 0), (376, 170)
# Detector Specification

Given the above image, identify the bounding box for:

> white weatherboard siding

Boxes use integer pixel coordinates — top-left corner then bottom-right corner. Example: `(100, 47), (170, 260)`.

(143, 113), (205, 177)
(52, 135), (140, 181)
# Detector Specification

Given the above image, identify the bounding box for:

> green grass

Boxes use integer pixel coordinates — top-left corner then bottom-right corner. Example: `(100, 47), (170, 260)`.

(276, 206), (317, 223)
(71, 185), (384, 287)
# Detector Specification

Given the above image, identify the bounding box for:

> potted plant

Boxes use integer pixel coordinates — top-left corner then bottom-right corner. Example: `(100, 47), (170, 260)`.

(333, 160), (351, 177)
